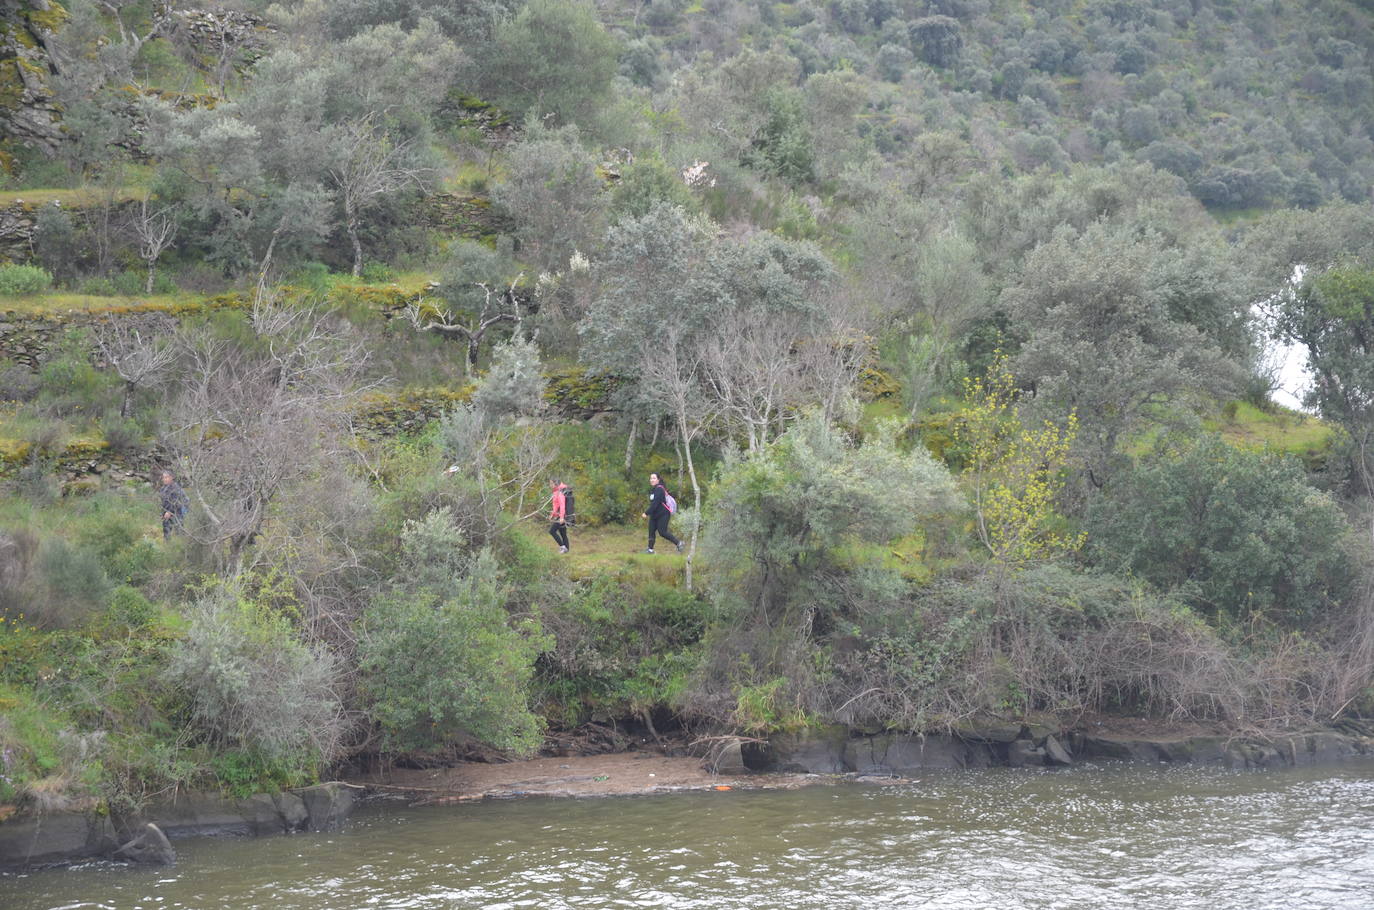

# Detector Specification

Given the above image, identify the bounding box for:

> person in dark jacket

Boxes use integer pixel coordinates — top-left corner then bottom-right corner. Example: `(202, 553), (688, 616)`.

(158, 471), (189, 540)
(549, 479), (570, 553)
(642, 472), (682, 554)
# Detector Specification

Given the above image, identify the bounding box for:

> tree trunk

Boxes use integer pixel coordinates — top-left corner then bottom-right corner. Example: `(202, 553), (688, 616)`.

(674, 435), (684, 494)
(144, 258), (156, 294)
(120, 380), (134, 419)
(678, 411), (702, 593)
(624, 414), (638, 472)
(346, 202), (363, 278)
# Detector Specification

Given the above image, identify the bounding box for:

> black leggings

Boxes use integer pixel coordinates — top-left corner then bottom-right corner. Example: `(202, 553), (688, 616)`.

(549, 522), (569, 549)
(648, 512), (679, 549)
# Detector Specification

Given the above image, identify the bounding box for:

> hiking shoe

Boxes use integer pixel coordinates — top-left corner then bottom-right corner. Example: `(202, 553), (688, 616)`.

(559, 545), (568, 553)
(676, 541), (685, 553)
(644, 548), (655, 554)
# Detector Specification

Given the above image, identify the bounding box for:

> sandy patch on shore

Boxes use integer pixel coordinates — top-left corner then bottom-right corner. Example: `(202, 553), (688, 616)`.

(348, 751), (821, 803)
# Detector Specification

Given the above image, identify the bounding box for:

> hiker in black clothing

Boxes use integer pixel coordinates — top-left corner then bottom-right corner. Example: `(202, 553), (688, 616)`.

(158, 471), (189, 540)
(642, 472), (681, 554)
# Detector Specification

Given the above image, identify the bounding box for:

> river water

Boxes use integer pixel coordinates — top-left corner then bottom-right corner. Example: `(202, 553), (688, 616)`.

(4, 762), (1373, 910)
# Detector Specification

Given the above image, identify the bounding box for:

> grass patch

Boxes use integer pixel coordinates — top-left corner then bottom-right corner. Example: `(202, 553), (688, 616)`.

(521, 521), (692, 584)
(1208, 401), (1333, 455)
(0, 187), (142, 209)
(0, 290), (203, 316)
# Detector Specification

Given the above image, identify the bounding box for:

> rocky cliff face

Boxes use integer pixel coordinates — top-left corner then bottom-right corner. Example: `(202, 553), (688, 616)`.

(0, 0), (67, 158)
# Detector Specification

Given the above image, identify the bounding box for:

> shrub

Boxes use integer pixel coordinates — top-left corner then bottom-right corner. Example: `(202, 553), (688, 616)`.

(358, 549), (549, 755)
(105, 584), (158, 632)
(0, 264), (53, 296)
(32, 538), (112, 629)
(359, 261), (396, 283)
(36, 342), (113, 418)
(1087, 435), (1355, 622)
(77, 277), (119, 296)
(165, 583), (348, 769)
(99, 413), (146, 454)
(0, 360), (39, 402)
(471, 335), (546, 421)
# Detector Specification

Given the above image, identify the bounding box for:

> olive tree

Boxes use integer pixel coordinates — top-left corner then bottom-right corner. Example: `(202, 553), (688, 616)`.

(1003, 220), (1244, 488)
(1278, 266), (1374, 507)
(490, 125), (609, 270)
(1088, 435), (1355, 622)
(581, 204), (726, 584)
(477, 0), (619, 125)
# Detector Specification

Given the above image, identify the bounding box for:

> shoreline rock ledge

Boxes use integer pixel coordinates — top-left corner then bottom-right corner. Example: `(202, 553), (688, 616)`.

(0, 781), (361, 872)
(744, 719), (1374, 775)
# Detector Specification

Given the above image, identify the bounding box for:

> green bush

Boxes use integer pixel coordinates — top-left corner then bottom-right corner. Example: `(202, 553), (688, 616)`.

(359, 261), (396, 283)
(0, 264), (53, 296)
(105, 585), (158, 632)
(36, 341), (114, 418)
(358, 549), (549, 755)
(99, 413), (146, 454)
(1087, 435), (1355, 622)
(77, 277), (119, 296)
(104, 269), (176, 296)
(32, 538), (112, 629)
(537, 577), (708, 722)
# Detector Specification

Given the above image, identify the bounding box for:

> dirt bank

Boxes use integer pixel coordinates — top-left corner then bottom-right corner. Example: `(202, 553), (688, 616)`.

(347, 751), (818, 803)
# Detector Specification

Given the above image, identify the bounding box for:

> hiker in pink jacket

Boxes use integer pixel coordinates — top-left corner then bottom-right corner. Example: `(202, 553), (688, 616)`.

(549, 480), (571, 553)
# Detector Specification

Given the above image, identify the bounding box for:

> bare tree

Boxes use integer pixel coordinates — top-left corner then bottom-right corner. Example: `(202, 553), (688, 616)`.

(130, 196), (179, 294)
(326, 117), (433, 277)
(92, 1), (176, 58)
(169, 299), (378, 564)
(93, 315), (178, 418)
(405, 275), (523, 374)
(702, 308), (816, 452)
(636, 318), (718, 590)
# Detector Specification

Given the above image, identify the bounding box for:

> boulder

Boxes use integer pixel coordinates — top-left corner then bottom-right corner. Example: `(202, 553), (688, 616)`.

(953, 716), (1025, 744)
(113, 823), (175, 866)
(761, 725), (851, 774)
(846, 733), (990, 773)
(1077, 736), (1168, 763)
(295, 782), (360, 832)
(1043, 734), (1073, 766)
(710, 740), (747, 775)
(235, 794), (293, 836)
(1006, 739), (1046, 768)
(142, 793), (256, 838)
(272, 791), (310, 831)
(1156, 737), (1230, 766)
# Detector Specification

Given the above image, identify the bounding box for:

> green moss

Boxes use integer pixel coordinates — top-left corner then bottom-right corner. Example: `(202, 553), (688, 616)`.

(544, 366), (618, 412)
(26, 2), (72, 35)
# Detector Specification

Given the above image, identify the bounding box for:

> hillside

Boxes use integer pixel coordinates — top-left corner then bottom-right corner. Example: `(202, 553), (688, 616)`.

(0, 0), (1371, 817)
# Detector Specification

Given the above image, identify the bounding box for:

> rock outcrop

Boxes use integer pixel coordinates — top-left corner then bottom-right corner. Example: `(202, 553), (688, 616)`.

(0, 1), (66, 157)
(0, 781), (361, 872)
(755, 718), (1374, 774)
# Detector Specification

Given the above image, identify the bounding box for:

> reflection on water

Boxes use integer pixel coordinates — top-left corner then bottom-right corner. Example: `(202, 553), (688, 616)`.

(4, 762), (1373, 910)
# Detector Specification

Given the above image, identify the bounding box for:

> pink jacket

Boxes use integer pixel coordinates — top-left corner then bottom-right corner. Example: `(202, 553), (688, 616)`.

(550, 484), (567, 521)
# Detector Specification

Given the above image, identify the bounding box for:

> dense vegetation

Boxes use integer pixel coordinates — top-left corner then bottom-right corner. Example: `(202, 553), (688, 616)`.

(1, 0), (1372, 814)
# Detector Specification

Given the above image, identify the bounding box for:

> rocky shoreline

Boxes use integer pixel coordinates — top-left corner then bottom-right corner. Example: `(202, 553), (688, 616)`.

(3, 720), (1372, 873)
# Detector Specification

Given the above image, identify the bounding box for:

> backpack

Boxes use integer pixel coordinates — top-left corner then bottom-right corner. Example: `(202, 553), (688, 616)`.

(563, 486), (576, 526)
(663, 491), (676, 514)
